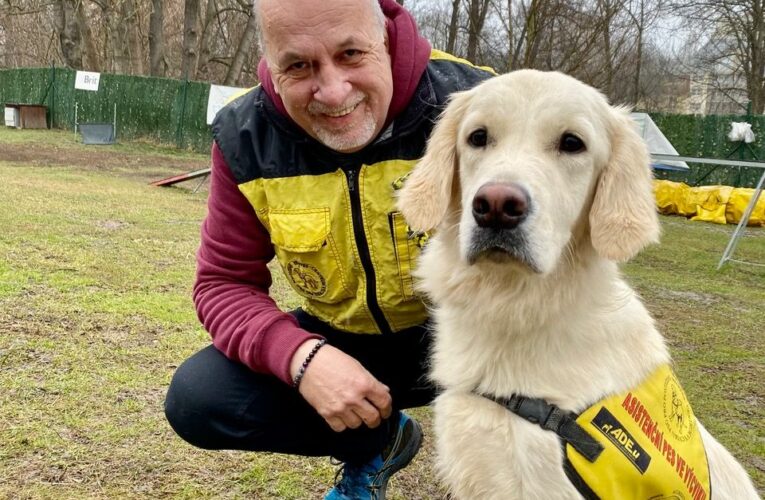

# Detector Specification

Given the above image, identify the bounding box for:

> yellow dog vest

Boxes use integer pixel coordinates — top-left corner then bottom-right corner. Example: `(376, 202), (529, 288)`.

(481, 365), (711, 499)
(565, 365), (711, 500)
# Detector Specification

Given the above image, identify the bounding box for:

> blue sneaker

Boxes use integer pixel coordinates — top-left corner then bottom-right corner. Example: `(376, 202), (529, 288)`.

(324, 412), (423, 500)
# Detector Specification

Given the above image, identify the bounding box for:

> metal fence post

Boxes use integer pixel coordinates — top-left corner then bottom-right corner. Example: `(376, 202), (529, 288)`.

(176, 78), (188, 149)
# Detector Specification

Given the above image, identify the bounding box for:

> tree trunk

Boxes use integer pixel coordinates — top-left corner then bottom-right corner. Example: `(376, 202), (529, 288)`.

(446, 0), (460, 54)
(125, 0), (144, 74)
(523, 0), (538, 67)
(54, 0), (83, 69)
(196, 0), (220, 81)
(75, 0), (99, 71)
(598, 0), (615, 97)
(181, 0), (201, 79)
(149, 0), (166, 76)
(750, 0), (765, 113)
(632, 0), (645, 105)
(224, 8), (258, 85)
(108, 0), (129, 74)
(466, 0), (490, 63)
(2, 0), (15, 67)
(506, 0), (513, 70)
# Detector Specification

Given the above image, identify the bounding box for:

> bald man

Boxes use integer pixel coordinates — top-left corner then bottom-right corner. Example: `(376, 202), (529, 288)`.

(165, 1), (493, 498)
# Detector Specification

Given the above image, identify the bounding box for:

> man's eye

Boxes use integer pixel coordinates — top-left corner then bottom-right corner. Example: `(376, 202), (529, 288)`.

(342, 49), (363, 61)
(287, 61), (309, 73)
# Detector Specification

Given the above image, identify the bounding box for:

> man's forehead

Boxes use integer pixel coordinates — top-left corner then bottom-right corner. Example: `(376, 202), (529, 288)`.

(259, 0), (373, 23)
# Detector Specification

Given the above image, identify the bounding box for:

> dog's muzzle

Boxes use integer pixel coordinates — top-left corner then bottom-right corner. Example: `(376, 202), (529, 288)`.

(467, 182), (537, 269)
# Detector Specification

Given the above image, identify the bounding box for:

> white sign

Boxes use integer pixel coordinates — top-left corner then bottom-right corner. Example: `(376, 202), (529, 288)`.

(75, 71), (101, 92)
(206, 84), (249, 125)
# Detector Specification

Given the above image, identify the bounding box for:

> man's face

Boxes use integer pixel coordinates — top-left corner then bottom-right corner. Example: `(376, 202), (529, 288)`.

(260, 0), (393, 152)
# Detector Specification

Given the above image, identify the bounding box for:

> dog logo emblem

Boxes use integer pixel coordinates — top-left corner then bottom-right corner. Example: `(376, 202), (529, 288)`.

(663, 375), (693, 442)
(286, 261), (327, 297)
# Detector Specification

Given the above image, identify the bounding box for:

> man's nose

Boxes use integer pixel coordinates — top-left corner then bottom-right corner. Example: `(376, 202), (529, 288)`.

(313, 65), (352, 107)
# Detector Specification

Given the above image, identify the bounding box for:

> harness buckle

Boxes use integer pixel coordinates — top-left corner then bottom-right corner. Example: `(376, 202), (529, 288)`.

(484, 393), (605, 463)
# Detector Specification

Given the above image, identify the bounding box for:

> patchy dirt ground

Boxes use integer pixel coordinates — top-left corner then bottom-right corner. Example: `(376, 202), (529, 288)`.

(0, 142), (209, 184)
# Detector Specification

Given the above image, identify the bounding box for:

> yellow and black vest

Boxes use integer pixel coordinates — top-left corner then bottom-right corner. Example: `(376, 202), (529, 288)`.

(565, 365), (711, 500)
(484, 365), (710, 499)
(212, 51), (493, 334)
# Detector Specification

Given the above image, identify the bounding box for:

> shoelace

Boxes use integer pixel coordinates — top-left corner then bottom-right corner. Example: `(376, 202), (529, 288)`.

(329, 458), (384, 496)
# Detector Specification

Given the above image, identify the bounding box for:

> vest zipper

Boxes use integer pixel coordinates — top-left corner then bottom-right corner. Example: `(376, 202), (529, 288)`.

(346, 167), (393, 335)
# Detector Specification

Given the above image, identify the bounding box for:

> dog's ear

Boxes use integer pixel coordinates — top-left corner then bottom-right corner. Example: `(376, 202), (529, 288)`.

(589, 108), (660, 261)
(397, 91), (473, 232)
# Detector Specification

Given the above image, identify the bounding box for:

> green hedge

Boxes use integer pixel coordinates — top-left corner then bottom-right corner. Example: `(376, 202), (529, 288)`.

(1, 67), (764, 184)
(650, 113), (765, 188)
(0, 67), (213, 152)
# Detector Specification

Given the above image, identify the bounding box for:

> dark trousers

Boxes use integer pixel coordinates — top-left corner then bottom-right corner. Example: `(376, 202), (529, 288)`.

(164, 310), (435, 464)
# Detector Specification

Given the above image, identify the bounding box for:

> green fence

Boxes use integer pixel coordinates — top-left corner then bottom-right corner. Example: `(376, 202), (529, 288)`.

(1, 67), (764, 185)
(0, 66), (214, 152)
(649, 113), (765, 188)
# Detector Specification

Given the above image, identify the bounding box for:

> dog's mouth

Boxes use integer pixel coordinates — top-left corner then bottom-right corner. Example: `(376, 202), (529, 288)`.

(466, 228), (540, 272)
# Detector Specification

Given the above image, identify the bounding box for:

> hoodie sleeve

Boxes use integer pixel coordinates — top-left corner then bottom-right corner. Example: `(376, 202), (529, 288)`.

(192, 143), (323, 384)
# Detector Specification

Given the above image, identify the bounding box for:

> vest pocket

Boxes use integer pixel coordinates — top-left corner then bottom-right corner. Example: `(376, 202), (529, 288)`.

(268, 208), (353, 303)
(389, 211), (420, 300)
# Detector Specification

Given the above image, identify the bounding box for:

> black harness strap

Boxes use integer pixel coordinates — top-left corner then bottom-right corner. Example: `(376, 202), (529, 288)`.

(479, 393), (604, 463)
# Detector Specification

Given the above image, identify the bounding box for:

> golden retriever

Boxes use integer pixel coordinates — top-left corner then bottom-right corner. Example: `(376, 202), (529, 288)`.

(397, 70), (759, 500)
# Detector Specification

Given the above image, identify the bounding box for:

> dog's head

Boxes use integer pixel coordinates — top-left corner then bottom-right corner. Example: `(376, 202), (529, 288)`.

(397, 70), (659, 274)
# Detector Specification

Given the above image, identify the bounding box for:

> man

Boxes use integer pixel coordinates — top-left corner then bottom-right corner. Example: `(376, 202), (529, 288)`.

(164, 0), (492, 498)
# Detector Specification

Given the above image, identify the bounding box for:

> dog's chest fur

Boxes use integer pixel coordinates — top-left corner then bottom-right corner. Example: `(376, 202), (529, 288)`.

(418, 235), (671, 498)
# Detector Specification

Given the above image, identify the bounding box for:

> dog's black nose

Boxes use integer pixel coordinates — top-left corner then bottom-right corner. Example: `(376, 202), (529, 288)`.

(472, 182), (529, 229)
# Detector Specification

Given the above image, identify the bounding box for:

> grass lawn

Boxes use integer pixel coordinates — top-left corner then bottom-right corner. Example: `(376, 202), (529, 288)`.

(0, 128), (763, 498)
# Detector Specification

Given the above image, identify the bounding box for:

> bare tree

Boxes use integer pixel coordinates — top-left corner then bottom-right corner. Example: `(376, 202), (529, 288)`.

(595, 0), (622, 96)
(670, 0), (765, 113)
(123, 0), (144, 74)
(224, 0), (257, 85)
(195, 0), (219, 80)
(149, 0), (166, 75)
(181, 0), (200, 79)
(446, 0), (460, 54)
(466, 0), (491, 62)
(54, 0), (84, 68)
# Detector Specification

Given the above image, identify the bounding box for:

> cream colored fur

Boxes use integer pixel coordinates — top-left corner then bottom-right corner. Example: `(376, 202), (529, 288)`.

(398, 70), (759, 500)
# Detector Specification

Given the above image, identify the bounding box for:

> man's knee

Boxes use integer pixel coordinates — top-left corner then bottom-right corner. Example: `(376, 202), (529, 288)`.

(164, 345), (234, 450)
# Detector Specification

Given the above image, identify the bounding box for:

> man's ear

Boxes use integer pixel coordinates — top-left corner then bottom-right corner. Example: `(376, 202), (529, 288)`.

(589, 108), (660, 261)
(271, 75), (280, 95)
(397, 90), (472, 232)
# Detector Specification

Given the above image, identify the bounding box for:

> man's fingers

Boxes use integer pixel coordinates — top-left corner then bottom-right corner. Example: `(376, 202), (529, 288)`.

(354, 400), (383, 428)
(365, 384), (393, 419)
(326, 416), (347, 433)
(342, 411), (364, 430)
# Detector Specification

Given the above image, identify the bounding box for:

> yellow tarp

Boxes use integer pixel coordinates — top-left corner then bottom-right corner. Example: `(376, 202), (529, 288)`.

(653, 180), (765, 226)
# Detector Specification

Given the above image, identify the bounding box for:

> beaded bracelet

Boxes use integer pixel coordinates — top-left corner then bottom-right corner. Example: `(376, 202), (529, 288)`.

(292, 339), (327, 389)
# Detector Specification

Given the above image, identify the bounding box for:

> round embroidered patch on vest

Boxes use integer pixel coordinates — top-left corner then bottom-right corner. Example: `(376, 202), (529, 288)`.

(286, 260), (327, 297)
(663, 374), (694, 442)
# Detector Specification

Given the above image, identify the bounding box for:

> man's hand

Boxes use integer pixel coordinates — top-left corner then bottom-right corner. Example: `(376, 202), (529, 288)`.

(290, 340), (392, 432)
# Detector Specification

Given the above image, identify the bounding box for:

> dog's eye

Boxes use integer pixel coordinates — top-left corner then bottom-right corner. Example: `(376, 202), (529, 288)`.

(468, 128), (488, 148)
(559, 133), (586, 153)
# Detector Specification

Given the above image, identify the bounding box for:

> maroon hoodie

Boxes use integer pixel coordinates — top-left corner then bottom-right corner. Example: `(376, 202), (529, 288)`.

(194, 0), (431, 384)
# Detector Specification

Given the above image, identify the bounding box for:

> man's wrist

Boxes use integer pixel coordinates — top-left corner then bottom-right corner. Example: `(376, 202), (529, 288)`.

(291, 339), (327, 388)
(289, 338), (326, 381)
